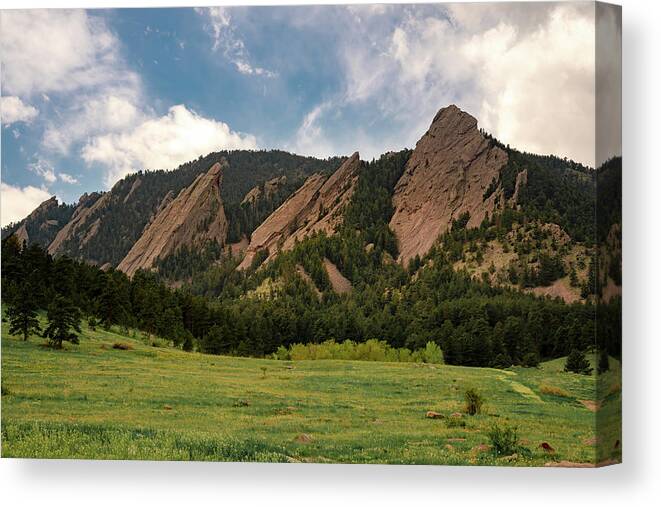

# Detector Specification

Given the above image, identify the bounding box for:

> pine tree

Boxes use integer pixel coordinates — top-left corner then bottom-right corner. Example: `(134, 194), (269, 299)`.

(564, 349), (593, 375)
(6, 282), (41, 341)
(42, 296), (82, 349)
(598, 347), (610, 374)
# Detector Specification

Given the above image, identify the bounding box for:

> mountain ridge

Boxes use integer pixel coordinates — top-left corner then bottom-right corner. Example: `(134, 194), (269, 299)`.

(4, 105), (601, 300)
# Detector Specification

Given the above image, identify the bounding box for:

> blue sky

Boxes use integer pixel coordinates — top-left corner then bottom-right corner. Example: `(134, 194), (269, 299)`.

(1, 3), (621, 226)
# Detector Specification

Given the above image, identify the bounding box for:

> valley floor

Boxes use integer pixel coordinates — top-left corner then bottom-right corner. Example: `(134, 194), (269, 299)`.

(1, 320), (621, 466)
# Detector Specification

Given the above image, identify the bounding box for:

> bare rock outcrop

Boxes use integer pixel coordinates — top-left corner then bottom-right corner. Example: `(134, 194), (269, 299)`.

(389, 105), (508, 263)
(512, 168), (528, 205)
(48, 192), (107, 255)
(26, 196), (58, 222)
(323, 258), (352, 294)
(238, 153), (361, 270)
(118, 162), (229, 277)
(13, 223), (29, 244)
(8, 196), (57, 244)
(241, 175), (287, 206)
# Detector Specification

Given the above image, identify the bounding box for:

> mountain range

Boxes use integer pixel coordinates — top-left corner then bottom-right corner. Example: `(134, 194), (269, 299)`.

(3, 105), (619, 305)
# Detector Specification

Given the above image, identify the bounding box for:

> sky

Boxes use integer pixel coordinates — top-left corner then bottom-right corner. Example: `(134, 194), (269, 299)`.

(0, 2), (621, 226)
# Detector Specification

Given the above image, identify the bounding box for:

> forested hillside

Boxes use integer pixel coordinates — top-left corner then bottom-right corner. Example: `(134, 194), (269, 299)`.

(1, 150), (621, 369)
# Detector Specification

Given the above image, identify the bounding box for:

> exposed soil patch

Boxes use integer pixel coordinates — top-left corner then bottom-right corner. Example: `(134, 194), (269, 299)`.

(578, 400), (600, 412)
(530, 278), (581, 304)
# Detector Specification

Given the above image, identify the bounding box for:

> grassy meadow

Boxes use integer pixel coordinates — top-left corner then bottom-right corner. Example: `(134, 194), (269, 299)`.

(1, 317), (621, 466)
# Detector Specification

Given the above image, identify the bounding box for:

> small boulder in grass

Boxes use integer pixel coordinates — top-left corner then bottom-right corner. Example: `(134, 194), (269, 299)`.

(294, 433), (314, 443)
(426, 410), (445, 419)
(450, 412), (463, 418)
(540, 442), (555, 453)
(112, 342), (133, 350)
(163, 405), (173, 410)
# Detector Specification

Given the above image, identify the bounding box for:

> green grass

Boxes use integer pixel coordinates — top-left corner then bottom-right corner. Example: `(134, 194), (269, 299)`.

(0, 318), (621, 465)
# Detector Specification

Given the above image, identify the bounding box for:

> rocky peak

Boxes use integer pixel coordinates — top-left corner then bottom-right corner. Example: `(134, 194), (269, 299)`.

(117, 161), (229, 277)
(28, 196), (58, 218)
(238, 152), (361, 270)
(389, 105), (508, 263)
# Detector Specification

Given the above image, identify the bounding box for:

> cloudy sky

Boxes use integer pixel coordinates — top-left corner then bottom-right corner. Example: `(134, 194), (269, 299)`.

(0, 2), (620, 226)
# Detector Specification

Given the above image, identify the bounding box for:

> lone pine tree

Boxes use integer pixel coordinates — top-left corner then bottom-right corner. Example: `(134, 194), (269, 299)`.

(42, 296), (82, 349)
(564, 349), (593, 375)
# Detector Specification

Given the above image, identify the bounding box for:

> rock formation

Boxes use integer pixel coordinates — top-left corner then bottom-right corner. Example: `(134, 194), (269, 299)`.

(13, 223), (29, 244)
(238, 152), (361, 270)
(118, 161), (229, 277)
(323, 258), (352, 294)
(48, 192), (106, 255)
(241, 175), (287, 207)
(389, 105), (508, 263)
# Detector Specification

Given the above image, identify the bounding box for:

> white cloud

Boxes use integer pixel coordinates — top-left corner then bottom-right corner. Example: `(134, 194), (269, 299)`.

(59, 173), (79, 184)
(462, 6), (596, 165)
(42, 92), (142, 154)
(28, 158), (57, 185)
(195, 7), (275, 78)
(305, 3), (598, 166)
(290, 101), (335, 158)
(1, 96), (39, 125)
(1, 9), (144, 161)
(0, 183), (52, 227)
(81, 104), (258, 186)
(0, 10), (135, 97)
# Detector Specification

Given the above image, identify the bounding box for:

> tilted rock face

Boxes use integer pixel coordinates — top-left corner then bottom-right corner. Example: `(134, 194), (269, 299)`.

(389, 105), (508, 263)
(26, 196), (58, 221)
(48, 192), (107, 255)
(118, 162), (229, 277)
(238, 152), (361, 270)
(13, 223), (29, 244)
(8, 196), (57, 244)
(241, 176), (287, 206)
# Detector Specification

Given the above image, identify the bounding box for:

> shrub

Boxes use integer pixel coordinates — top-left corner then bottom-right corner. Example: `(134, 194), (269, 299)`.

(488, 424), (520, 456)
(280, 339), (435, 363)
(86, 316), (97, 331)
(539, 383), (571, 398)
(420, 341), (444, 364)
(564, 349), (593, 375)
(521, 351), (540, 368)
(492, 353), (513, 369)
(598, 348), (610, 374)
(1, 385), (10, 396)
(273, 345), (290, 360)
(464, 388), (484, 415)
(181, 332), (195, 352)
